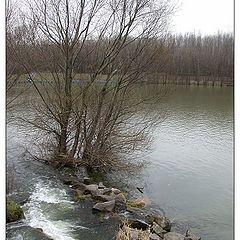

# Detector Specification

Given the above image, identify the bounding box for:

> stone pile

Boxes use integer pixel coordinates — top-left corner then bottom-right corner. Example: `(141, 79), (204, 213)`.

(61, 174), (201, 240)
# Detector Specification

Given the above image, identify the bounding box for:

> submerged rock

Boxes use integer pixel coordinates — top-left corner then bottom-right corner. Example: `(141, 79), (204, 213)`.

(185, 230), (201, 240)
(163, 232), (185, 240)
(6, 226), (54, 240)
(93, 200), (115, 212)
(6, 199), (24, 223)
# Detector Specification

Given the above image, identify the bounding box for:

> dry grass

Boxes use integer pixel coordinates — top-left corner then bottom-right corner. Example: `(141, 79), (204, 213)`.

(116, 222), (150, 240)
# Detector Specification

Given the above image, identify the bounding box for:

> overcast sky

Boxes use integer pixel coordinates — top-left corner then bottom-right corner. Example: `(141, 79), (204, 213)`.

(171, 0), (234, 35)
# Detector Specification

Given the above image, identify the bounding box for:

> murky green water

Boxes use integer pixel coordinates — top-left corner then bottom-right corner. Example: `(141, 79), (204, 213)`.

(7, 85), (233, 240)
(140, 85), (233, 240)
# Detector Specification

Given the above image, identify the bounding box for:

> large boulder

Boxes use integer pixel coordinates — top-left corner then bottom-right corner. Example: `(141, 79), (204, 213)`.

(93, 200), (115, 212)
(163, 232), (185, 240)
(7, 199), (24, 223)
(146, 215), (171, 232)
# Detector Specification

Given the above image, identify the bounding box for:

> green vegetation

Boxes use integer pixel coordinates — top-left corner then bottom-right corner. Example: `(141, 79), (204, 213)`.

(6, 199), (24, 223)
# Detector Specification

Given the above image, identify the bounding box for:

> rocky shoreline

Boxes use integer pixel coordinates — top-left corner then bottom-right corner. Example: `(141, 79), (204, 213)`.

(60, 169), (201, 240)
(6, 165), (201, 240)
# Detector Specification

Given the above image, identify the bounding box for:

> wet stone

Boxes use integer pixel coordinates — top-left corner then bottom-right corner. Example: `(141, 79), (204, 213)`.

(93, 200), (115, 212)
(83, 177), (91, 185)
(98, 182), (106, 189)
(151, 222), (167, 238)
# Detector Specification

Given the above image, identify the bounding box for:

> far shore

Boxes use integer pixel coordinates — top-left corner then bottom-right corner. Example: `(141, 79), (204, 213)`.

(7, 72), (233, 87)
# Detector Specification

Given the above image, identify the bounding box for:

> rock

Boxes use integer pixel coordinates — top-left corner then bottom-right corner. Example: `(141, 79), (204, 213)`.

(92, 194), (114, 202)
(8, 192), (30, 205)
(146, 215), (171, 232)
(150, 233), (161, 240)
(114, 193), (127, 211)
(185, 230), (201, 240)
(115, 193), (127, 204)
(86, 184), (99, 192)
(164, 232), (185, 240)
(93, 200), (115, 212)
(6, 226), (54, 240)
(98, 182), (106, 189)
(129, 219), (150, 231)
(99, 188), (112, 195)
(35, 228), (44, 232)
(126, 206), (146, 220)
(6, 199), (24, 223)
(112, 188), (122, 195)
(151, 222), (167, 238)
(62, 176), (79, 185)
(74, 189), (91, 201)
(83, 177), (91, 185)
(71, 182), (88, 192)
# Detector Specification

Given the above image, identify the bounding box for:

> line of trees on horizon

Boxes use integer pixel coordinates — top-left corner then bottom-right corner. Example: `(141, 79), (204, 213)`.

(7, 29), (234, 84)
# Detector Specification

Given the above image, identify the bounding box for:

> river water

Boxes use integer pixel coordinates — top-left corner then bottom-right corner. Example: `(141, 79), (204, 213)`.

(6, 85), (233, 240)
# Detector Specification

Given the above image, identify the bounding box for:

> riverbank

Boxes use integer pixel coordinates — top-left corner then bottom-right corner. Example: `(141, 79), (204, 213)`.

(145, 74), (233, 87)
(7, 72), (233, 87)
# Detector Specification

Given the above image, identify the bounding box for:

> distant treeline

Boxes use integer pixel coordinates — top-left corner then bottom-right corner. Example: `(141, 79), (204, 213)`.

(7, 31), (233, 86)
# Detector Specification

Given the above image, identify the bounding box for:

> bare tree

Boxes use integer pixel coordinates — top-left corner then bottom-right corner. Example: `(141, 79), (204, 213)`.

(10, 0), (175, 172)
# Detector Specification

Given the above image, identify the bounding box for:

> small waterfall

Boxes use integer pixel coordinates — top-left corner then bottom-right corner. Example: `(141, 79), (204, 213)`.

(23, 180), (86, 240)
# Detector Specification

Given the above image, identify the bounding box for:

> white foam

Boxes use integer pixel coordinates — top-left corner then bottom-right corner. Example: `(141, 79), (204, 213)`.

(23, 180), (87, 240)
